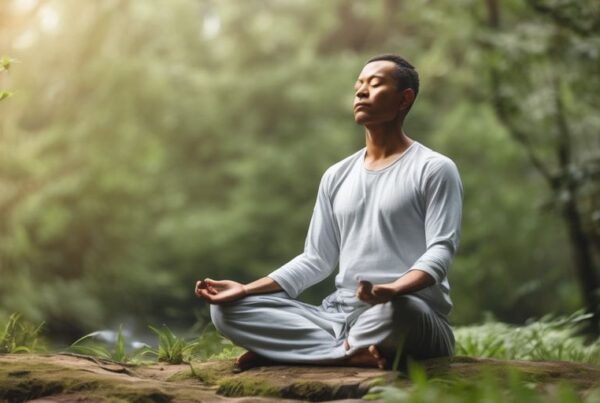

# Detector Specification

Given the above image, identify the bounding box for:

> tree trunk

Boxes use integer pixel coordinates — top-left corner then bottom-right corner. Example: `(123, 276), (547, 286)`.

(485, 0), (600, 335)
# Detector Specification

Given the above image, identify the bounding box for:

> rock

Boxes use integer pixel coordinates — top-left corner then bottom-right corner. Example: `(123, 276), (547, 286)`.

(0, 354), (599, 402)
(189, 360), (389, 401)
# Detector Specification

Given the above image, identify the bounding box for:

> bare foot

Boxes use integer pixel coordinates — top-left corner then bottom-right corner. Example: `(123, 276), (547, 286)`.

(233, 350), (272, 373)
(346, 345), (386, 369)
(368, 345), (386, 369)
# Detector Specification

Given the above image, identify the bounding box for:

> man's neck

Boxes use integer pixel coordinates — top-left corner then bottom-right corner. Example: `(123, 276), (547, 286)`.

(364, 119), (413, 162)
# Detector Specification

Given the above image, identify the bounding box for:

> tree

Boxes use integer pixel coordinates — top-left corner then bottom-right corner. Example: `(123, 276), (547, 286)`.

(483, 0), (600, 334)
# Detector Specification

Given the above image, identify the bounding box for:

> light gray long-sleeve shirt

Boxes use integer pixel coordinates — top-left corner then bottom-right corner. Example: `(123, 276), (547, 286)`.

(268, 141), (463, 317)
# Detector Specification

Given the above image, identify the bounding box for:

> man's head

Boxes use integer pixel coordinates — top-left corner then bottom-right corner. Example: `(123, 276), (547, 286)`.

(353, 54), (419, 126)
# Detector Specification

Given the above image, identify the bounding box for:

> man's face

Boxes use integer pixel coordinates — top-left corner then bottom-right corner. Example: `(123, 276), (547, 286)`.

(352, 61), (414, 126)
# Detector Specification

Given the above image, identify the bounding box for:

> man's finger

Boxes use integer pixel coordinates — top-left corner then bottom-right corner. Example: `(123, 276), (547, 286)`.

(205, 278), (228, 287)
(198, 288), (214, 302)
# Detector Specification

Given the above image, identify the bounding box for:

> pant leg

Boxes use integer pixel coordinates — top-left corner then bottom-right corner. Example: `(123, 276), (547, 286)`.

(345, 294), (455, 361)
(210, 291), (348, 363)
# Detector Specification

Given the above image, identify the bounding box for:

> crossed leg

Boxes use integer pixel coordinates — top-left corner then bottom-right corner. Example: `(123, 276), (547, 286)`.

(211, 292), (453, 372)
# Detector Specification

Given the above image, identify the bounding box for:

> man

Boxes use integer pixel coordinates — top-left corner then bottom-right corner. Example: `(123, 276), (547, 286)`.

(195, 54), (463, 371)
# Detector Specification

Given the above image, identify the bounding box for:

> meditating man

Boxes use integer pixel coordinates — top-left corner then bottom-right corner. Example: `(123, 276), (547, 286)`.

(195, 54), (463, 371)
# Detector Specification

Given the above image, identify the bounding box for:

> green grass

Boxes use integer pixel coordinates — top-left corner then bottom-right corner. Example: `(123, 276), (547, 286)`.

(454, 311), (600, 364)
(68, 325), (152, 364)
(0, 313), (45, 353)
(364, 361), (600, 403)
(65, 322), (243, 365)
(363, 311), (600, 402)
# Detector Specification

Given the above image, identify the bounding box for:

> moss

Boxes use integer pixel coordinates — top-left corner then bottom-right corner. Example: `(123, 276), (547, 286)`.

(166, 369), (194, 382)
(280, 381), (332, 401)
(216, 375), (280, 397)
(2, 353), (599, 402)
(188, 359), (235, 384)
(111, 391), (172, 403)
(216, 375), (379, 401)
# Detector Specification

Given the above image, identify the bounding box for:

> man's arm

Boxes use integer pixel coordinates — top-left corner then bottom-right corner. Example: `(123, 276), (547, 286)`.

(266, 168), (340, 298)
(196, 168), (340, 303)
(195, 277), (282, 304)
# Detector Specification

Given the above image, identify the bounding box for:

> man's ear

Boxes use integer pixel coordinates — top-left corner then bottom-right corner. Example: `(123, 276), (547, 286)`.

(398, 88), (416, 112)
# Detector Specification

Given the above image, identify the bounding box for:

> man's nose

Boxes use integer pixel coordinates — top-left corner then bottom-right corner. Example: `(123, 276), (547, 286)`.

(355, 85), (368, 98)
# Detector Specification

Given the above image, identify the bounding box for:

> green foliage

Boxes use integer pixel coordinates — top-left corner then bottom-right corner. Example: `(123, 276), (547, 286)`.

(0, 56), (15, 72)
(364, 362), (600, 402)
(147, 324), (244, 364)
(455, 311), (600, 364)
(68, 326), (151, 364)
(67, 323), (242, 365)
(148, 325), (187, 364)
(0, 313), (45, 354)
(0, 0), (598, 338)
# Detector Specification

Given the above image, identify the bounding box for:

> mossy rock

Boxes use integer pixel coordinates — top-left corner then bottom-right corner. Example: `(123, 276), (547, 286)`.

(189, 360), (394, 401)
(1, 353), (599, 402)
(188, 356), (600, 401)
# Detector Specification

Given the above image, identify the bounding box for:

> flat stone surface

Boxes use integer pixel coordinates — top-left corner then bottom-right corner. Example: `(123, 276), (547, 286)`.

(0, 354), (599, 402)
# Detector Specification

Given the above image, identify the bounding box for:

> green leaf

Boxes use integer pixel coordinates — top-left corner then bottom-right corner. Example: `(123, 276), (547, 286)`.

(0, 57), (17, 71)
(0, 91), (13, 101)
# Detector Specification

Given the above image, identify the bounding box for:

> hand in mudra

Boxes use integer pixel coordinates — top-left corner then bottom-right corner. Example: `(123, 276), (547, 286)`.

(356, 280), (398, 305)
(195, 279), (247, 304)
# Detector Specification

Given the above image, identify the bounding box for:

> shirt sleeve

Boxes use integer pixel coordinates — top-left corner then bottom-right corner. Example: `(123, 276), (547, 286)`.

(409, 157), (463, 284)
(267, 169), (340, 298)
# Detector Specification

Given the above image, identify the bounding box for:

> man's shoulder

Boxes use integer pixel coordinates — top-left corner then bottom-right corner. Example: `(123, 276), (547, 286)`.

(412, 142), (459, 175)
(322, 148), (364, 179)
(316, 148), (364, 196)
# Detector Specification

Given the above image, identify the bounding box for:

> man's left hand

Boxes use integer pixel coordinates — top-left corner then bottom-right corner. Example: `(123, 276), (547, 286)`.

(355, 280), (398, 304)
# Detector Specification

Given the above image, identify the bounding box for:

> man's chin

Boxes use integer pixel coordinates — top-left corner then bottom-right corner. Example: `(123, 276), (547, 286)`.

(353, 114), (369, 125)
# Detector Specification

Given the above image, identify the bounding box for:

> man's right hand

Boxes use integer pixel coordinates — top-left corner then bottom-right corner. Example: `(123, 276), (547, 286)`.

(195, 279), (247, 304)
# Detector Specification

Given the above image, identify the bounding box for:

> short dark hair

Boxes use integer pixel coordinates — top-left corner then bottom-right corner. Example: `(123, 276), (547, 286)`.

(366, 54), (419, 98)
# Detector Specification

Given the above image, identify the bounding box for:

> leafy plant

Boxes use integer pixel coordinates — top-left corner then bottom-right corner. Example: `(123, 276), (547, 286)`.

(0, 313), (45, 353)
(68, 325), (151, 364)
(147, 324), (243, 364)
(364, 360), (599, 403)
(148, 325), (187, 364)
(454, 311), (600, 364)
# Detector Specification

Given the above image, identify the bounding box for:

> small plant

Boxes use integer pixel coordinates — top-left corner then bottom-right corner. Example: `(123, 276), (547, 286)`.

(0, 313), (45, 353)
(187, 328), (244, 361)
(148, 325), (187, 364)
(147, 324), (243, 364)
(68, 325), (151, 364)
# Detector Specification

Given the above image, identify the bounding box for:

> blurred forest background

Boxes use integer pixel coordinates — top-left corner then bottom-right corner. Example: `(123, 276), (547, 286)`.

(1, 0), (599, 345)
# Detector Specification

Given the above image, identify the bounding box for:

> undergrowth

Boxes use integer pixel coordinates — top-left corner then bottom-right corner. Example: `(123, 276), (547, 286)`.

(65, 322), (243, 365)
(454, 311), (600, 365)
(0, 313), (45, 353)
(364, 361), (600, 403)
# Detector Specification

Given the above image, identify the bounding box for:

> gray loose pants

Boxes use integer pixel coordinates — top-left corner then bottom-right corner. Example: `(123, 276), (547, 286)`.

(210, 289), (454, 364)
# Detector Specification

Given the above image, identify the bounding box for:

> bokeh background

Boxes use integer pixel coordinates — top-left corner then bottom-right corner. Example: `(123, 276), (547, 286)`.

(1, 0), (599, 345)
